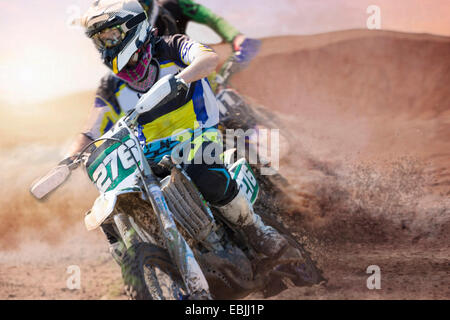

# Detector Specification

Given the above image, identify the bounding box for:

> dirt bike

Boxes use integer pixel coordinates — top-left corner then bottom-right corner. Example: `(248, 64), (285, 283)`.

(214, 39), (296, 223)
(30, 75), (324, 299)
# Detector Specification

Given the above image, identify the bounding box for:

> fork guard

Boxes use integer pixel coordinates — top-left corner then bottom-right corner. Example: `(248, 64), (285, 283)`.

(84, 187), (143, 231)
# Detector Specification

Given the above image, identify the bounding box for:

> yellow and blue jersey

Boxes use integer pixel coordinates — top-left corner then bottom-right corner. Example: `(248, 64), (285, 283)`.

(83, 34), (219, 162)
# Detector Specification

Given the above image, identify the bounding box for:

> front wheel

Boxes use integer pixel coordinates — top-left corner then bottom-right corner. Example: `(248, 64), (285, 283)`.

(121, 243), (186, 300)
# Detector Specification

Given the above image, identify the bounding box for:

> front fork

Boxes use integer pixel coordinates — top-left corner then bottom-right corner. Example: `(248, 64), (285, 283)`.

(142, 174), (211, 299)
(113, 213), (141, 249)
(109, 166), (211, 299)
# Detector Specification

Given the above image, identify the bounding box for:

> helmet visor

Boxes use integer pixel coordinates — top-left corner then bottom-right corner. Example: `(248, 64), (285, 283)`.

(92, 26), (126, 50)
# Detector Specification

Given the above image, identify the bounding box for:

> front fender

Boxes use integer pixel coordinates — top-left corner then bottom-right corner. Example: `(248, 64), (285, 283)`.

(84, 187), (142, 231)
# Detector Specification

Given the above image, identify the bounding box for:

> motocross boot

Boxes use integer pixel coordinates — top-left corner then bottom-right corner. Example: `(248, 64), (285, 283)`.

(216, 189), (288, 258)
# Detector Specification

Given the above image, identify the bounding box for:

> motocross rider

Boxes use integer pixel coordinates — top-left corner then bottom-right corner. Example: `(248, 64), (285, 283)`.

(67, 0), (287, 260)
(138, 0), (255, 56)
(138, 0), (261, 87)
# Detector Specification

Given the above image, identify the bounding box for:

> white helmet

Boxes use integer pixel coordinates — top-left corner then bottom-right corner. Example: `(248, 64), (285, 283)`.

(82, 0), (151, 73)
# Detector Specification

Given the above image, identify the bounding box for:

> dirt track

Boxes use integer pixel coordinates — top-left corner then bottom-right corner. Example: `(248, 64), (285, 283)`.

(0, 30), (449, 300)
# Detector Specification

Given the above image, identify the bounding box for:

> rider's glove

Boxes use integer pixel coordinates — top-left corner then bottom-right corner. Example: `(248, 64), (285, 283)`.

(232, 36), (262, 65)
(232, 34), (246, 52)
(174, 75), (188, 91)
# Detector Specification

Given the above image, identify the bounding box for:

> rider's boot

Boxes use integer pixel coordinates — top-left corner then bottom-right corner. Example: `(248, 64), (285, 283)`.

(216, 188), (288, 258)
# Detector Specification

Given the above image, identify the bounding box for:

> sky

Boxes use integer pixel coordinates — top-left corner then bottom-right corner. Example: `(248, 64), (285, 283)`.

(1, 0), (450, 105)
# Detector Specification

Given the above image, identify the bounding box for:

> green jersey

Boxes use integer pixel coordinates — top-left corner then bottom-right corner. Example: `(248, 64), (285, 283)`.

(152, 0), (241, 43)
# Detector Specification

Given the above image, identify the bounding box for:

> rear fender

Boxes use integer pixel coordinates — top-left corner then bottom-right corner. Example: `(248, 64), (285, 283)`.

(84, 188), (143, 231)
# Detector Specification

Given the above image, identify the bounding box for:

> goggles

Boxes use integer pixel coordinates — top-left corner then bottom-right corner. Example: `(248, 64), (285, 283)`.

(90, 12), (147, 50)
(92, 26), (126, 49)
